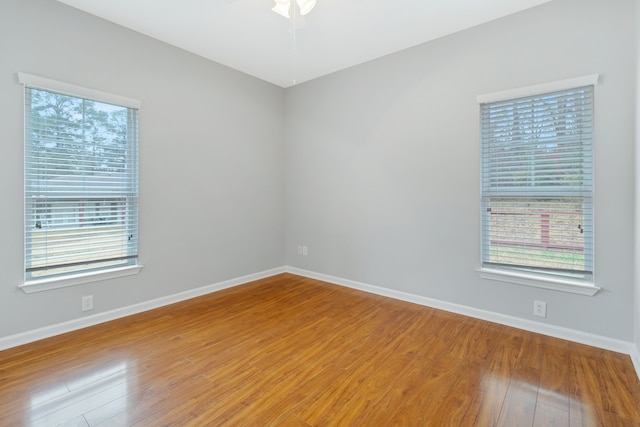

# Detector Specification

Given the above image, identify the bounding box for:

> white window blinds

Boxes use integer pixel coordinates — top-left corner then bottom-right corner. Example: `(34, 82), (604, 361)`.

(23, 81), (139, 281)
(480, 84), (593, 281)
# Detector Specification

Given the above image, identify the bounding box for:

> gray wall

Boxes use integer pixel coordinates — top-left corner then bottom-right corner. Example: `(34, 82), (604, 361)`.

(285, 0), (637, 340)
(635, 0), (640, 353)
(0, 0), (285, 337)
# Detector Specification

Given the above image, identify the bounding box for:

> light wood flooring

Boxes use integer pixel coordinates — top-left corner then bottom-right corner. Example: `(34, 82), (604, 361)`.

(1, 273), (639, 426)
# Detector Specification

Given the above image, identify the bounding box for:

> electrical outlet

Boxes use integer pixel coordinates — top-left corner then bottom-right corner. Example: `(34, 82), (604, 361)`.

(533, 300), (546, 318)
(302, 246), (308, 256)
(82, 295), (94, 312)
(297, 246), (303, 255)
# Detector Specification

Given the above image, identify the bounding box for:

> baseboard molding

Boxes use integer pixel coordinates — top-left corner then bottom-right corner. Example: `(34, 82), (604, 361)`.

(286, 266), (640, 380)
(631, 345), (640, 380)
(0, 267), (286, 352)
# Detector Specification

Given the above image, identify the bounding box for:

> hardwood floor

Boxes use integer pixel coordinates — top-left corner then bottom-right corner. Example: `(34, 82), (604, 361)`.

(1, 273), (639, 426)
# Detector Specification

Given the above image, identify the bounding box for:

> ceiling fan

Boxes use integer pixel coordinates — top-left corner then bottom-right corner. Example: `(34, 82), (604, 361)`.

(272, 0), (316, 18)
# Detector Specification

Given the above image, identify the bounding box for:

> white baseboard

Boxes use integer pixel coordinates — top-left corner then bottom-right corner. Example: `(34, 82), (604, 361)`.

(631, 345), (640, 380)
(0, 267), (286, 352)
(286, 266), (640, 380)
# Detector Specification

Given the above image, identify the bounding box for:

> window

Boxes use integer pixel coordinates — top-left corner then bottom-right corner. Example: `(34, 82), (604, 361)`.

(478, 76), (598, 294)
(20, 73), (140, 288)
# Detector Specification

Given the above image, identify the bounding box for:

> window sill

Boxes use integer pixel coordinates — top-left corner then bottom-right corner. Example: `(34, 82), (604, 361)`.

(477, 268), (600, 296)
(19, 265), (143, 294)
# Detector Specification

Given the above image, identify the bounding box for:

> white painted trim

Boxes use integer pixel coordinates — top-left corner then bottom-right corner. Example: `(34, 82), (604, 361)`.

(20, 265), (144, 294)
(477, 268), (600, 296)
(0, 267), (285, 351)
(477, 74), (599, 104)
(631, 345), (640, 382)
(285, 266), (638, 362)
(17, 72), (141, 109)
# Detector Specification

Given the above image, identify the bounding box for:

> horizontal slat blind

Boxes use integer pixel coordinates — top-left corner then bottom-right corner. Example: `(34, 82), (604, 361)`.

(480, 85), (593, 280)
(25, 86), (138, 280)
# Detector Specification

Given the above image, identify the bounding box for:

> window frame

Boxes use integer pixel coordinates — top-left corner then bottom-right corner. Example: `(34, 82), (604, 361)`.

(18, 73), (142, 293)
(476, 75), (600, 296)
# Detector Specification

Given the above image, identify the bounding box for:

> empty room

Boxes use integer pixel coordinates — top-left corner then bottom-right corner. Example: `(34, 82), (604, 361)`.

(1, 0), (640, 425)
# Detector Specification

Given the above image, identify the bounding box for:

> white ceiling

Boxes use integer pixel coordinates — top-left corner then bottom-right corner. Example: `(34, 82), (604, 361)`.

(57, 0), (552, 88)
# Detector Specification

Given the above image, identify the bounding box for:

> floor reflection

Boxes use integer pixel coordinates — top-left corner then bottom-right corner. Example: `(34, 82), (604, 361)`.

(29, 360), (135, 426)
(481, 372), (589, 424)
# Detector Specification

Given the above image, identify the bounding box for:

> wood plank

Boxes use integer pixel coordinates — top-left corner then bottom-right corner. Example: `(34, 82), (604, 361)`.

(533, 401), (569, 427)
(537, 337), (571, 410)
(496, 366), (540, 426)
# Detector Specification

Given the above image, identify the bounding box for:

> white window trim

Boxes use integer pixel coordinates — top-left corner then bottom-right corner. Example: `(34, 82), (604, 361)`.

(18, 72), (141, 109)
(19, 265), (143, 294)
(19, 72), (142, 293)
(477, 268), (600, 296)
(477, 74), (599, 104)
(477, 74), (600, 296)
